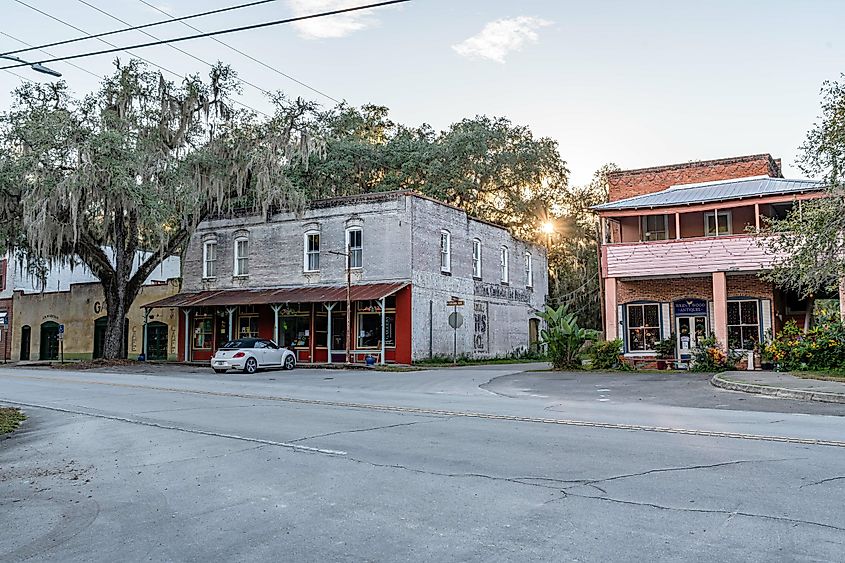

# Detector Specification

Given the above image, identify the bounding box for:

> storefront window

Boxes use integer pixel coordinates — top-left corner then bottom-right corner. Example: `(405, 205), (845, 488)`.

(357, 312), (395, 348)
(627, 304), (660, 352)
(238, 307), (258, 338)
(728, 300), (759, 350)
(281, 314), (310, 348)
(193, 317), (213, 349)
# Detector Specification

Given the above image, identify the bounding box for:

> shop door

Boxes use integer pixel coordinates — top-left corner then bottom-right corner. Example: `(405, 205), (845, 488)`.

(93, 317), (108, 359)
(40, 321), (59, 360)
(20, 325), (31, 361)
(676, 316), (708, 359)
(146, 322), (168, 361)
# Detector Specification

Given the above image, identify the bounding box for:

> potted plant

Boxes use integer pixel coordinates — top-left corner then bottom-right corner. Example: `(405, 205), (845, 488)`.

(654, 333), (677, 370)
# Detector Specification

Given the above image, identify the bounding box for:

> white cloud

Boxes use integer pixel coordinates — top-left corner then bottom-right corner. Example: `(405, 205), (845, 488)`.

(286, 0), (380, 39)
(452, 16), (552, 63)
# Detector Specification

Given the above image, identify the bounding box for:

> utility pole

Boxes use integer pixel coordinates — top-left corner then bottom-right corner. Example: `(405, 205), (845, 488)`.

(328, 246), (353, 365)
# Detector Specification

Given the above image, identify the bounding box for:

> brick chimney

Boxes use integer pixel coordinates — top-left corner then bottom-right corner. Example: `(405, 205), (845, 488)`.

(607, 154), (783, 202)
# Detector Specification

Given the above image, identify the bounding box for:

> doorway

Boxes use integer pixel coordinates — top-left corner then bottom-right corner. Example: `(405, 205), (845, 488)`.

(20, 325), (31, 360)
(93, 317), (130, 359)
(146, 322), (169, 361)
(676, 316), (708, 359)
(528, 318), (540, 352)
(39, 321), (59, 360)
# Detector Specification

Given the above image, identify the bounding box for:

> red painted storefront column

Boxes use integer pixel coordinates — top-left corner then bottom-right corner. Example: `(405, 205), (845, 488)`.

(604, 277), (617, 340)
(712, 272), (728, 348)
(394, 287), (412, 364)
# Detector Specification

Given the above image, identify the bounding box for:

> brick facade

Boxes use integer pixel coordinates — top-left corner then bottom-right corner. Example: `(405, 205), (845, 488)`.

(617, 274), (774, 306)
(607, 154), (782, 202)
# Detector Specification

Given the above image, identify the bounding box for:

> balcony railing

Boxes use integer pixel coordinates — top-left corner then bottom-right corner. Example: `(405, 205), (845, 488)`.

(602, 235), (782, 278)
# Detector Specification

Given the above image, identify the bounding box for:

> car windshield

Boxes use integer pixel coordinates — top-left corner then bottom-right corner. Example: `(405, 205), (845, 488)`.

(220, 340), (256, 349)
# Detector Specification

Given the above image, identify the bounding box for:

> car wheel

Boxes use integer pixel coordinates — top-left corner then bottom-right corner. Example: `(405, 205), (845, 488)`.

(213, 369), (227, 374)
(243, 357), (258, 375)
(283, 354), (296, 371)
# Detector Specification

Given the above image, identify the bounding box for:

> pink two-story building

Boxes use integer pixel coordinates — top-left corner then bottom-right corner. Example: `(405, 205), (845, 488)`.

(594, 154), (828, 363)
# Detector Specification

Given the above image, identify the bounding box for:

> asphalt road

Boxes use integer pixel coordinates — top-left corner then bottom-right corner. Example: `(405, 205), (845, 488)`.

(1, 364), (844, 562)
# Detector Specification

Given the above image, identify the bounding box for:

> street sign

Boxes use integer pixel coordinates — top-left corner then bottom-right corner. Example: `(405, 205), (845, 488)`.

(448, 312), (464, 329)
(58, 324), (65, 334)
(446, 299), (464, 307)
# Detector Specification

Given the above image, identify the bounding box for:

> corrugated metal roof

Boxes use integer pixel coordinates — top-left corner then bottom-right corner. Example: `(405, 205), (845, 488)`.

(593, 177), (824, 211)
(143, 282), (410, 309)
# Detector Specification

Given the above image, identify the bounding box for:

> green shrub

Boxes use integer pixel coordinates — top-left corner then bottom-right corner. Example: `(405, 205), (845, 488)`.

(588, 339), (623, 369)
(767, 319), (845, 372)
(690, 335), (737, 372)
(539, 304), (598, 370)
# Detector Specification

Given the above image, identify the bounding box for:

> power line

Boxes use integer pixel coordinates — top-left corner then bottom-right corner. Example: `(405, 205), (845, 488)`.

(2, 68), (34, 83)
(0, 0), (411, 71)
(0, 31), (102, 80)
(2, 0), (283, 57)
(73, 0), (275, 99)
(136, 0), (341, 104)
(9, 0), (273, 118)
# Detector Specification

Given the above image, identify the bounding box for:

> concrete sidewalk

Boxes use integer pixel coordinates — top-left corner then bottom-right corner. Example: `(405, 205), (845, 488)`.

(713, 371), (845, 404)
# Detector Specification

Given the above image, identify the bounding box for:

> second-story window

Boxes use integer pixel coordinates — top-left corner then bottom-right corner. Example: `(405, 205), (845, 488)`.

(500, 246), (509, 283)
(641, 215), (668, 241)
(234, 237), (249, 277)
(472, 239), (482, 279)
(347, 228), (363, 269)
(705, 211), (732, 236)
(525, 252), (533, 288)
(440, 230), (451, 273)
(304, 232), (320, 272)
(202, 241), (217, 279)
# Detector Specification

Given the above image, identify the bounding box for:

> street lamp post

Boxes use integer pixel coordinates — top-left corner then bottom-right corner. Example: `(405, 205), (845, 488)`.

(1, 55), (62, 77)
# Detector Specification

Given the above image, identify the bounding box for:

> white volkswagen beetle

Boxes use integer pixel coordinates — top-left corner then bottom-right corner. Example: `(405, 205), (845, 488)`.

(211, 338), (296, 374)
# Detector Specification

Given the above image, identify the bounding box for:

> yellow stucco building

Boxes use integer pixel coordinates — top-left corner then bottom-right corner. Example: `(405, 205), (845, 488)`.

(12, 279), (181, 361)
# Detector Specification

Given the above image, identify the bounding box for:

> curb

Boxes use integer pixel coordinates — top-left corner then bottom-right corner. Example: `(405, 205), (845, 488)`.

(711, 374), (845, 404)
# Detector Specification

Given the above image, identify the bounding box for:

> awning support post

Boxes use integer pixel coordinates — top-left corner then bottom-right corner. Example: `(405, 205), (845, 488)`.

(182, 308), (191, 363)
(226, 307), (236, 340)
(324, 303), (336, 364)
(380, 296), (386, 365)
(271, 304), (282, 345)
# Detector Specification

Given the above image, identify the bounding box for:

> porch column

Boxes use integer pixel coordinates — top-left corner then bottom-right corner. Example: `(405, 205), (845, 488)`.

(714, 208), (720, 236)
(142, 308), (150, 360)
(182, 308), (191, 362)
(226, 307), (236, 340)
(712, 272), (728, 348)
(675, 213), (681, 240)
(324, 303), (336, 364)
(270, 304), (282, 344)
(604, 277), (618, 340)
(754, 203), (761, 232)
(379, 297), (386, 365)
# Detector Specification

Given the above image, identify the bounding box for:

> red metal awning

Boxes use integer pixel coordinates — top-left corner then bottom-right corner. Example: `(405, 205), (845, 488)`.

(143, 281), (410, 309)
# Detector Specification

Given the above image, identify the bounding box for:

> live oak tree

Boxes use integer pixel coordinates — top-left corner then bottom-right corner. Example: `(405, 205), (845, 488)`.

(760, 75), (845, 319)
(0, 61), (320, 359)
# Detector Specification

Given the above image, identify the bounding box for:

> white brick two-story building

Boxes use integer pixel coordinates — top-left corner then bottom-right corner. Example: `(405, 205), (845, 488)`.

(146, 191), (548, 364)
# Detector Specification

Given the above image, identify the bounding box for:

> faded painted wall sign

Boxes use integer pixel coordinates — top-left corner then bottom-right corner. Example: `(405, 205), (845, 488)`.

(474, 301), (488, 353)
(473, 281), (530, 303)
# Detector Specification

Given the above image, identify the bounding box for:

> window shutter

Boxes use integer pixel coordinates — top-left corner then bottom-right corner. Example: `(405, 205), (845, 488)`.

(760, 299), (772, 342)
(661, 303), (671, 339)
(617, 305), (624, 346)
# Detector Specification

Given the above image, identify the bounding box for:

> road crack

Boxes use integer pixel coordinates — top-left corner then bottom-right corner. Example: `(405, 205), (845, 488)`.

(799, 475), (845, 489)
(288, 417), (449, 444)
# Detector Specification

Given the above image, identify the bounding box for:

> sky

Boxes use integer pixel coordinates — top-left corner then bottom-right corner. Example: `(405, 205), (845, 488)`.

(1, 0), (844, 185)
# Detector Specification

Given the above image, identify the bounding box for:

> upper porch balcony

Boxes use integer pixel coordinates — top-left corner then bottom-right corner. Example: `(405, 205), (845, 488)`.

(595, 178), (825, 279)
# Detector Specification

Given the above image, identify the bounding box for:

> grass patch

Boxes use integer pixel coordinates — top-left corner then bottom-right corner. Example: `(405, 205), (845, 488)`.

(52, 359), (139, 370)
(0, 407), (26, 434)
